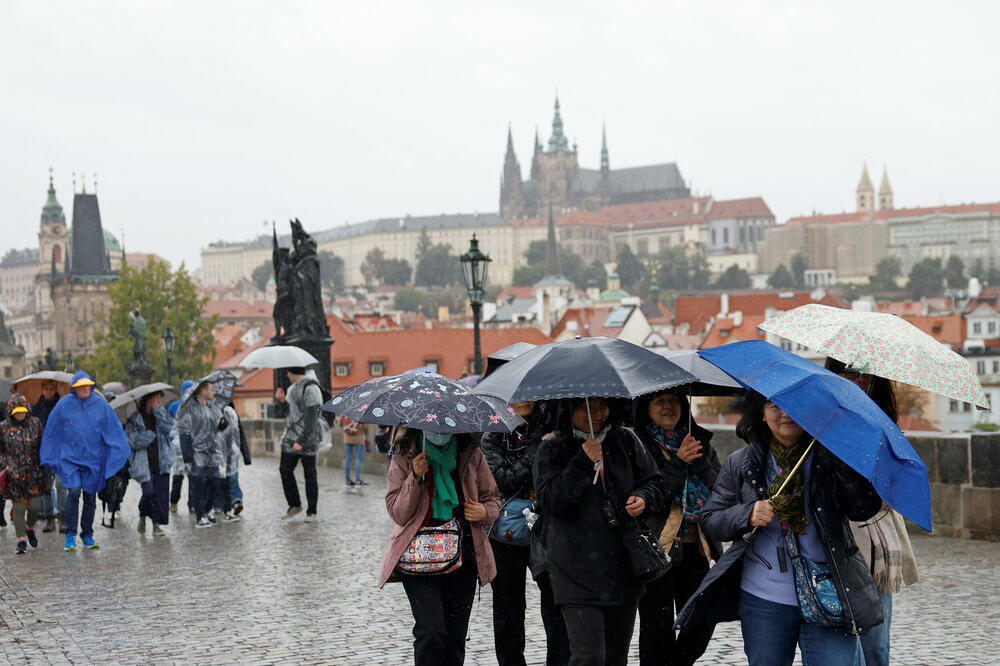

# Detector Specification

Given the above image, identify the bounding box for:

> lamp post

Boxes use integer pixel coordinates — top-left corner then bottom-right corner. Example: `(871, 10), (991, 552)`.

(459, 234), (491, 375)
(161, 327), (176, 386)
(64, 351), (75, 373)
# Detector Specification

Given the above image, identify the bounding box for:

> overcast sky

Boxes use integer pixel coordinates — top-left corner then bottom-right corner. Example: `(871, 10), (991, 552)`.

(3, 1), (998, 271)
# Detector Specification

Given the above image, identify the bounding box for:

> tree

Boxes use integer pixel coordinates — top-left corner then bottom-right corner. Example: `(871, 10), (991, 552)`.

(415, 227), (433, 262)
(615, 245), (644, 292)
(393, 286), (425, 312)
(422, 288), (465, 319)
(655, 246), (710, 291)
(869, 256), (901, 293)
(768, 264), (795, 289)
(251, 262), (272, 292)
(317, 250), (345, 294)
(970, 259), (987, 282)
(360, 247), (386, 287)
(944, 254), (966, 289)
(415, 244), (463, 288)
(791, 254), (808, 288)
(92, 260), (216, 385)
(907, 257), (944, 299)
(524, 240), (548, 266)
(582, 260), (608, 291)
(714, 265), (751, 290)
(379, 258), (412, 286)
(512, 264), (545, 287)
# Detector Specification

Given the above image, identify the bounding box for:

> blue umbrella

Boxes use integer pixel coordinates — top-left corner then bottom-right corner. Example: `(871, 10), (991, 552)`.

(698, 340), (932, 531)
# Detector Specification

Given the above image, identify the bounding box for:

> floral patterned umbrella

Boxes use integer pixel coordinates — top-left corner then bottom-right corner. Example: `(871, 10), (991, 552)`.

(321, 372), (523, 434)
(760, 304), (990, 409)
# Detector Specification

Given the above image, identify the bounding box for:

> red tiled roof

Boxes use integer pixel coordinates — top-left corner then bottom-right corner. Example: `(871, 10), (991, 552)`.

(700, 314), (768, 349)
(786, 201), (1000, 226)
(550, 306), (635, 340)
(875, 301), (924, 316)
(674, 291), (849, 329)
(497, 286), (537, 302)
(898, 415), (939, 432)
(202, 299), (273, 319)
(705, 197), (773, 220)
(895, 315), (965, 350)
(126, 252), (170, 267)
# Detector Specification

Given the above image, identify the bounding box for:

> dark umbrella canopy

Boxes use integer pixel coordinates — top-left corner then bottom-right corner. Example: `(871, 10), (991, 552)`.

(322, 372), (523, 434)
(473, 336), (697, 402)
(110, 382), (178, 424)
(483, 342), (537, 378)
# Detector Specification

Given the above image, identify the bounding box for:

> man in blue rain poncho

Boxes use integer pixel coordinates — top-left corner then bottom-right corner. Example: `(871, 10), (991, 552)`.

(40, 371), (130, 551)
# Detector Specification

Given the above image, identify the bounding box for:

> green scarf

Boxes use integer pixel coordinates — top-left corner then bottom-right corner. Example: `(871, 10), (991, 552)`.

(767, 435), (811, 535)
(423, 434), (459, 520)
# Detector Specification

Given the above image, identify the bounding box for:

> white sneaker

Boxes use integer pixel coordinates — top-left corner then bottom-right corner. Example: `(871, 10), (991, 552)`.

(283, 506), (302, 520)
(195, 517), (213, 528)
(303, 514), (317, 523)
(222, 512), (241, 523)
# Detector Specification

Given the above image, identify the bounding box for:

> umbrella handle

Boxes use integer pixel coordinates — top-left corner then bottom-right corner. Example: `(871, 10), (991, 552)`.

(585, 398), (595, 440)
(741, 438), (817, 543)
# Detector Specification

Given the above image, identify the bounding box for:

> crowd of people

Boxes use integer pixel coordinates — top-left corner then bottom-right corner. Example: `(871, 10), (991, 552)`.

(379, 361), (919, 666)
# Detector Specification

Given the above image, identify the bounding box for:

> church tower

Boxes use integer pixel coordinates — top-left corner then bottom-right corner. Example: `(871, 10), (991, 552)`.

(38, 169), (69, 279)
(530, 127), (542, 181)
(536, 96), (579, 209)
(878, 167), (894, 210)
(499, 125), (525, 218)
(856, 163), (875, 213)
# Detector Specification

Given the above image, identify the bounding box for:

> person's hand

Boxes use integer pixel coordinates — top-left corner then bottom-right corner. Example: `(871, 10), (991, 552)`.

(412, 451), (429, 479)
(464, 501), (487, 522)
(292, 442), (302, 452)
(624, 495), (646, 517)
(676, 434), (703, 463)
(582, 437), (602, 462)
(274, 387), (286, 403)
(749, 500), (775, 528)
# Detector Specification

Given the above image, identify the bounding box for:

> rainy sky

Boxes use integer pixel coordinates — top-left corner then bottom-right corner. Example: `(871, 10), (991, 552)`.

(2, 1), (998, 271)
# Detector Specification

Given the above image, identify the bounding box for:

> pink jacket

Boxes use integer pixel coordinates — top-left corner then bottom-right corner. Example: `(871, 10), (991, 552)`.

(379, 443), (499, 588)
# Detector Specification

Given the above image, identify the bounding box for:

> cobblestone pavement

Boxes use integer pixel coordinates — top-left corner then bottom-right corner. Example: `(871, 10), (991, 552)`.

(0, 458), (996, 664)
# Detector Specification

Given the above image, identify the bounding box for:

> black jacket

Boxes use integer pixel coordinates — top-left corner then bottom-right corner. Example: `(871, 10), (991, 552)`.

(481, 427), (541, 502)
(675, 437), (884, 636)
(534, 426), (667, 607)
(31, 396), (60, 428)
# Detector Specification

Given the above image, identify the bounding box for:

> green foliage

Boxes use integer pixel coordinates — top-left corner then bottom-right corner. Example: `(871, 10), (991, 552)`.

(512, 264), (545, 287)
(421, 288), (465, 319)
(415, 244), (463, 288)
(251, 262), (272, 292)
(615, 245), (644, 292)
(944, 254), (966, 289)
(869, 256), (902, 294)
(318, 250), (345, 294)
(524, 240), (548, 266)
(393, 286), (425, 312)
(92, 260), (216, 385)
(790, 254), (808, 288)
(907, 258), (944, 299)
(768, 264), (795, 289)
(582, 260), (608, 291)
(415, 228), (433, 262)
(714, 265), (751, 290)
(360, 247), (385, 287)
(654, 246), (710, 291)
(970, 259), (987, 281)
(379, 258), (412, 286)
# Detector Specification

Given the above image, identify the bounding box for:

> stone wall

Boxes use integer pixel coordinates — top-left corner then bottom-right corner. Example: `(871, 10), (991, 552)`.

(241, 419), (1000, 540)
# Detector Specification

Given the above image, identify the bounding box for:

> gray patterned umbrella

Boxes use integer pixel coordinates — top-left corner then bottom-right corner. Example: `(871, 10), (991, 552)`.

(322, 372), (523, 434)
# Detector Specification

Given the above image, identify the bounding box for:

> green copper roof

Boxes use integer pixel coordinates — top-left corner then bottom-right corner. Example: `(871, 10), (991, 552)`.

(547, 96), (570, 153)
(103, 230), (121, 252)
(40, 179), (66, 225)
(599, 289), (629, 301)
(534, 275), (573, 288)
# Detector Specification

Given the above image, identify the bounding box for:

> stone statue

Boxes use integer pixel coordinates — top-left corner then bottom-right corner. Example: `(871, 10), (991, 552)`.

(128, 308), (148, 368)
(272, 227), (295, 340)
(289, 218), (328, 338)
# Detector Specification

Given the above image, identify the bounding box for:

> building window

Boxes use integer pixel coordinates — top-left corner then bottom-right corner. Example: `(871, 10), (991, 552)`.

(993, 361), (1000, 374)
(334, 362), (351, 377)
(711, 230), (716, 245)
(989, 321), (997, 334)
(963, 402), (972, 412)
(423, 360), (440, 373)
(637, 239), (648, 256)
(977, 360), (986, 375)
(949, 400), (959, 413)
(723, 228), (729, 244)
(973, 322), (981, 335)
(369, 361), (385, 376)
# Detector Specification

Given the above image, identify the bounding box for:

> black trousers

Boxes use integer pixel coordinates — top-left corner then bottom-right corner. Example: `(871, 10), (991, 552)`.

(637, 542), (716, 666)
(170, 474), (190, 507)
(560, 600), (638, 666)
(279, 451), (317, 514)
(491, 541), (570, 666)
(400, 557), (479, 666)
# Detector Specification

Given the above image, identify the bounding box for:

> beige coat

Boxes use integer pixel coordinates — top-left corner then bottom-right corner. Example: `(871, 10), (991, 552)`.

(339, 416), (368, 445)
(378, 443), (499, 588)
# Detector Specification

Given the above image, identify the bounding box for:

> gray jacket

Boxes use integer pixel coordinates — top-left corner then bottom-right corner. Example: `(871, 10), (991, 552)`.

(175, 399), (227, 478)
(125, 407), (175, 484)
(280, 378), (323, 456)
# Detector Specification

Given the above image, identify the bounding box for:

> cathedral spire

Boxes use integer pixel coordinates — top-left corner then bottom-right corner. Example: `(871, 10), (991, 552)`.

(530, 126), (542, 180)
(500, 124), (524, 218)
(856, 162), (875, 213)
(878, 166), (894, 210)
(545, 204), (562, 277)
(600, 123), (610, 175)
(41, 168), (66, 225)
(505, 124), (516, 160)
(547, 96), (570, 153)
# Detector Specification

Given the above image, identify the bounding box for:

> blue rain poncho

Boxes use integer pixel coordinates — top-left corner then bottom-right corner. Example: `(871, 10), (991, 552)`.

(40, 370), (130, 494)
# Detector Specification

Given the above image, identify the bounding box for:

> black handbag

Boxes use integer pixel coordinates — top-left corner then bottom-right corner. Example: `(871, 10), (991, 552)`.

(621, 518), (672, 583)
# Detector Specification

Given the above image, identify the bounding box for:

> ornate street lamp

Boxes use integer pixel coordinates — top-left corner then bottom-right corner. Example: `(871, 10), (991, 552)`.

(64, 351), (75, 373)
(161, 327), (176, 386)
(460, 234), (491, 375)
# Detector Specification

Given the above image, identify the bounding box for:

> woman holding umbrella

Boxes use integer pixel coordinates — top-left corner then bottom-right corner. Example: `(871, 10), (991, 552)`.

(533, 397), (666, 666)
(124, 390), (175, 537)
(633, 388), (721, 666)
(677, 391), (884, 665)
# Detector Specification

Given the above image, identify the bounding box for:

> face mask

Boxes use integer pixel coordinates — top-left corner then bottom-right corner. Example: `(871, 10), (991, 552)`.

(423, 431), (453, 447)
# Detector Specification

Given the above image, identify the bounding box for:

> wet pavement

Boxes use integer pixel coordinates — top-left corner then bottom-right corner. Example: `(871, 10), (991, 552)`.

(0, 457), (996, 664)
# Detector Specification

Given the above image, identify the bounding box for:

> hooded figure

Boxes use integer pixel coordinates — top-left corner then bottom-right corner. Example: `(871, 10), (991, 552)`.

(40, 371), (130, 496)
(1, 393), (49, 500)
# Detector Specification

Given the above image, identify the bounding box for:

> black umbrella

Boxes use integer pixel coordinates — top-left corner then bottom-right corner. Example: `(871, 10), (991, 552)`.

(483, 342), (538, 378)
(110, 382), (178, 424)
(322, 372), (523, 435)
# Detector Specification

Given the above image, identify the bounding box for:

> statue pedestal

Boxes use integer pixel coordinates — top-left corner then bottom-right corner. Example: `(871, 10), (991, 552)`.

(129, 363), (153, 389)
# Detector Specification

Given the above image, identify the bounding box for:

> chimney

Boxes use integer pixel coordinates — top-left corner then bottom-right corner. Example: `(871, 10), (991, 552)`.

(732, 311), (743, 327)
(719, 293), (730, 317)
(540, 292), (552, 334)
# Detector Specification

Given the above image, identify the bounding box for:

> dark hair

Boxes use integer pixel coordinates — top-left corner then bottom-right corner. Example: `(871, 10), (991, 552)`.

(138, 391), (164, 413)
(554, 397), (627, 437)
(633, 388), (692, 431)
(392, 429), (477, 457)
(733, 390), (771, 445)
(824, 358), (898, 424)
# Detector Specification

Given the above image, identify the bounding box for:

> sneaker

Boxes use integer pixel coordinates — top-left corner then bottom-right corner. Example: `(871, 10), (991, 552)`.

(195, 517), (213, 528)
(16, 541), (27, 555)
(82, 536), (99, 549)
(137, 517), (147, 534)
(208, 509), (216, 521)
(42, 517), (56, 533)
(346, 480), (355, 486)
(303, 513), (317, 523)
(356, 480), (368, 486)
(152, 524), (166, 537)
(207, 514), (217, 524)
(232, 500), (244, 515)
(25, 528), (38, 548)
(64, 535), (77, 551)
(222, 512), (241, 523)
(283, 506), (302, 520)
(169, 503), (178, 514)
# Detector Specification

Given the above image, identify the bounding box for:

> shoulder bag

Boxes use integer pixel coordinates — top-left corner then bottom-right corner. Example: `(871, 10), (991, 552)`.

(397, 518), (463, 575)
(489, 495), (533, 547)
(782, 527), (844, 626)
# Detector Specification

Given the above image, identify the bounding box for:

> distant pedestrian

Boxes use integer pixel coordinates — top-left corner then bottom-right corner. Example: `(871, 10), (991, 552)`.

(175, 379), (226, 528)
(168, 379), (195, 514)
(30, 379), (61, 533)
(125, 390), (175, 537)
(379, 427), (499, 666)
(275, 367), (323, 521)
(339, 414), (369, 486)
(213, 403), (243, 522)
(0, 394), (49, 555)
(40, 371), (130, 551)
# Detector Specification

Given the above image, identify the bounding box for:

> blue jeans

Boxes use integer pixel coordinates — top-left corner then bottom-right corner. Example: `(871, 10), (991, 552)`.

(740, 590), (864, 666)
(229, 472), (243, 502)
(64, 487), (97, 539)
(345, 443), (364, 483)
(188, 476), (219, 520)
(860, 588), (891, 666)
